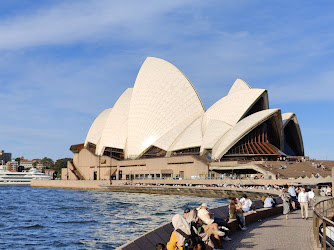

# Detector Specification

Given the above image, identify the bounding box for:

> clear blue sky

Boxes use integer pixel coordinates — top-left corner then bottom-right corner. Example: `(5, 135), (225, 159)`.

(0, 0), (333, 161)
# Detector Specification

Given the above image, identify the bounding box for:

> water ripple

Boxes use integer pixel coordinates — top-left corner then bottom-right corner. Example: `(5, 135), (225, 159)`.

(0, 185), (228, 249)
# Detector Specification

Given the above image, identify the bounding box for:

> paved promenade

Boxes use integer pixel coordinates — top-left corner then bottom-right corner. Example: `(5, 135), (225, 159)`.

(222, 208), (315, 250)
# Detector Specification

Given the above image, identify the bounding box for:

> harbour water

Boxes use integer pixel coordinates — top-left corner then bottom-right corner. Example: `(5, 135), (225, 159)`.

(0, 186), (228, 249)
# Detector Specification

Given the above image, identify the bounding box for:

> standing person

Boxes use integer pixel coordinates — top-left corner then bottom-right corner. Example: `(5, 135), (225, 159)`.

(280, 186), (291, 220)
(298, 187), (309, 219)
(308, 188), (315, 207)
(288, 185), (297, 210)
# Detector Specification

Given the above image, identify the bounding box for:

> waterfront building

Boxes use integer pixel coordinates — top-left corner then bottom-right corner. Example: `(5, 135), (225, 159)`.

(64, 57), (304, 181)
(0, 150), (12, 164)
(7, 160), (19, 171)
(19, 159), (33, 169)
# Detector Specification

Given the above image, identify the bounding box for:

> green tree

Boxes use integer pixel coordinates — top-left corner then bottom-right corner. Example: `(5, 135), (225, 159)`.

(15, 157), (21, 163)
(41, 157), (54, 169)
(53, 158), (72, 173)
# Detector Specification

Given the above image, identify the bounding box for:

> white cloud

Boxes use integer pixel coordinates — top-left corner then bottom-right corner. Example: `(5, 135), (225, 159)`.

(0, 0), (195, 50)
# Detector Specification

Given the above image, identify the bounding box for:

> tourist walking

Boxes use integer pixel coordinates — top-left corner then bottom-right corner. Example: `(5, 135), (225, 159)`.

(298, 187), (309, 219)
(280, 186), (291, 220)
(288, 185), (297, 210)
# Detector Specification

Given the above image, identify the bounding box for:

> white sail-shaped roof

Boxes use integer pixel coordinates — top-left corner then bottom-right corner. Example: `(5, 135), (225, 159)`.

(126, 57), (204, 159)
(201, 119), (231, 151)
(153, 112), (202, 151)
(282, 112), (304, 156)
(169, 116), (203, 151)
(228, 78), (251, 95)
(202, 88), (268, 133)
(282, 112), (296, 128)
(96, 88), (133, 155)
(212, 109), (282, 159)
(82, 57), (304, 161)
(85, 108), (112, 147)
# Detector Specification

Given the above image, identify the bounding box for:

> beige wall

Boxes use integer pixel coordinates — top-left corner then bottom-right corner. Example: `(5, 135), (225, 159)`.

(64, 149), (209, 181)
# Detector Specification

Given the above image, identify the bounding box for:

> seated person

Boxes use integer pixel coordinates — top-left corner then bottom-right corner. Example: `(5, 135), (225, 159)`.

(239, 194), (255, 213)
(197, 203), (225, 247)
(229, 197), (247, 230)
(167, 214), (204, 250)
(185, 208), (215, 249)
(263, 195), (276, 208)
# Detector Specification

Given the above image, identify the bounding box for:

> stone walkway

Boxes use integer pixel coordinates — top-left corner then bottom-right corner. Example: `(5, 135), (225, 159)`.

(222, 208), (315, 250)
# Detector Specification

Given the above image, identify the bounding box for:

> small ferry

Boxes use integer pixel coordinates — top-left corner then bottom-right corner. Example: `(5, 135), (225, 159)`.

(0, 166), (52, 184)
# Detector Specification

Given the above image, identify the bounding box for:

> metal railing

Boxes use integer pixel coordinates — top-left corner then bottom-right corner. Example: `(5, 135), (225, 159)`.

(313, 197), (334, 249)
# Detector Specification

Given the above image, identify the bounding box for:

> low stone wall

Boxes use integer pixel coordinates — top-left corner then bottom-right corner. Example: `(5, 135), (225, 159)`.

(30, 180), (110, 189)
(110, 178), (297, 186)
(30, 180), (280, 199)
(103, 185), (280, 200)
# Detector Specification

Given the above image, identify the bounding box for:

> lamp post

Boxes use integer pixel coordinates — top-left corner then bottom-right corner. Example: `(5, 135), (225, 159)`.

(98, 155), (100, 180)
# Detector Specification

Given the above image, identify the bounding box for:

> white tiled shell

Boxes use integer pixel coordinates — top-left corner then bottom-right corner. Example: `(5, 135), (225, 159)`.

(126, 57), (204, 158)
(212, 109), (282, 159)
(201, 119), (232, 151)
(282, 112), (304, 155)
(96, 88), (133, 155)
(169, 116), (203, 151)
(282, 112), (295, 128)
(153, 111), (203, 151)
(202, 88), (268, 133)
(84, 108), (112, 147)
(228, 78), (251, 95)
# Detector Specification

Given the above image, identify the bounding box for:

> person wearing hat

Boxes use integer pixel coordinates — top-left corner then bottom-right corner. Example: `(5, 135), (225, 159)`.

(197, 203), (224, 248)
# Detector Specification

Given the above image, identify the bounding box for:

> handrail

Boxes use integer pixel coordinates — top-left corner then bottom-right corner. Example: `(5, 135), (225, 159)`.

(313, 196), (334, 249)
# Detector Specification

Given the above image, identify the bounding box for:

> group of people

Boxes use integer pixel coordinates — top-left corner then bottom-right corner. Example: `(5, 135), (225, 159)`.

(165, 195), (257, 250)
(157, 184), (331, 249)
(279, 184), (317, 220)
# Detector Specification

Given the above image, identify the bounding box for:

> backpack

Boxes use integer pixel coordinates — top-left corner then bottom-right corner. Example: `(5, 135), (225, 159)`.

(176, 226), (203, 249)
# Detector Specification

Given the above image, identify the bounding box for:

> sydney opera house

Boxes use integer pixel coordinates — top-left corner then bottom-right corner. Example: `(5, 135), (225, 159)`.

(63, 57), (304, 181)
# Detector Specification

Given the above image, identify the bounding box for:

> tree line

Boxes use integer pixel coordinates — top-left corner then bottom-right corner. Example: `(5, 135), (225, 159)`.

(15, 157), (72, 174)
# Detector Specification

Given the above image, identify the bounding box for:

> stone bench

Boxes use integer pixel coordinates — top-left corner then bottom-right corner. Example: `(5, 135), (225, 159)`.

(118, 197), (284, 249)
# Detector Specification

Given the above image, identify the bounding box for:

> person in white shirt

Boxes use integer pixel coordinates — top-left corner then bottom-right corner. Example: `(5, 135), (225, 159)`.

(308, 188), (315, 207)
(197, 203), (224, 247)
(298, 187), (309, 219)
(239, 194), (254, 213)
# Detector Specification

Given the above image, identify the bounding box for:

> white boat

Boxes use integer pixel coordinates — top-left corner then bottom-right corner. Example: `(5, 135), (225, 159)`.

(0, 166), (52, 185)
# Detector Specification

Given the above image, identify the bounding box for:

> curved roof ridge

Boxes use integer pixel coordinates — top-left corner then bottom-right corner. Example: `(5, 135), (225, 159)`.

(212, 108), (282, 159)
(201, 119), (232, 152)
(282, 112), (304, 155)
(84, 108), (113, 147)
(168, 115), (203, 152)
(202, 88), (267, 133)
(228, 78), (251, 95)
(153, 111), (203, 151)
(282, 112), (295, 128)
(96, 88), (133, 155)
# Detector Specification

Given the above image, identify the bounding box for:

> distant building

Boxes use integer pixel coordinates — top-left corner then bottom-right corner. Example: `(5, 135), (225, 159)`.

(7, 160), (19, 171)
(20, 159), (33, 169)
(36, 163), (46, 171)
(0, 150), (12, 164)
